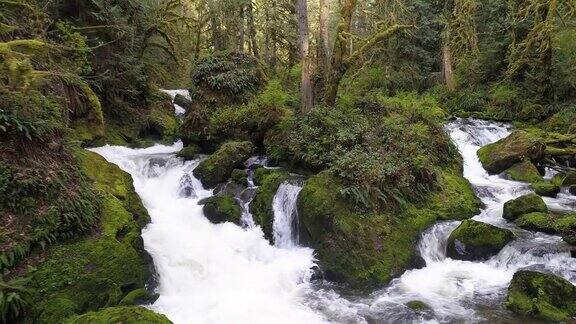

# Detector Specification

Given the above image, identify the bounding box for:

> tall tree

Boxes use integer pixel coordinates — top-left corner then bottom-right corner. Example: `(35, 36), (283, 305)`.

(296, 0), (313, 113)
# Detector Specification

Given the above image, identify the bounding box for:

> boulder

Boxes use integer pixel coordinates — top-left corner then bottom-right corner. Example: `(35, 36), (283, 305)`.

(503, 159), (543, 183)
(174, 93), (192, 110)
(446, 220), (515, 261)
(569, 185), (576, 195)
(505, 270), (576, 322)
(515, 212), (557, 234)
(405, 300), (431, 312)
(250, 170), (291, 241)
(198, 195), (242, 225)
(477, 131), (545, 174)
(119, 288), (159, 306)
(193, 141), (254, 188)
(176, 145), (201, 161)
(231, 169), (248, 186)
(502, 193), (548, 221)
(531, 182), (561, 198)
(64, 306), (171, 324)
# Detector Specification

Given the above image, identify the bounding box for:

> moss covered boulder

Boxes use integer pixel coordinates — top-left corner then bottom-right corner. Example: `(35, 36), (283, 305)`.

(24, 152), (153, 323)
(569, 185), (576, 195)
(250, 170), (291, 242)
(503, 193), (548, 221)
(176, 145), (201, 161)
(477, 131), (545, 174)
(231, 169), (248, 186)
(65, 306), (171, 324)
(446, 220), (515, 261)
(297, 168), (481, 286)
(193, 141), (254, 188)
(198, 195), (242, 225)
(506, 270), (576, 322)
(553, 171), (576, 187)
(503, 160), (542, 183)
(516, 212), (576, 240)
(531, 182), (561, 198)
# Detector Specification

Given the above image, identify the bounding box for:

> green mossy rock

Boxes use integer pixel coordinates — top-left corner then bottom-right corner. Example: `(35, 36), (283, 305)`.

(405, 300), (431, 311)
(446, 220), (515, 261)
(174, 93), (192, 110)
(199, 195), (242, 225)
(297, 167), (481, 287)
(531, 182), (561, 198)
(231, 169), (248, 186)
(503, 193), (548, 221)
(25, 152), (152, 323)
(176, 145), (201, 161)
(250, 170), (290, 242)
(506, 270), (576, 322)
(119, 288), (159, 306)
(516, 212), (576, 241)
(503, 160), (542, 183)
(193, 141), (255, 188)
(64, 306), (171, 324)
(477, 131), (545, 174)
(253, 167), (274, 186)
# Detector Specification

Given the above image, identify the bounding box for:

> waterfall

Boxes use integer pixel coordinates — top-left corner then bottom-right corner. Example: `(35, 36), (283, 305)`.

(272, 182), (303, 248)
(88, 144), (328, 324)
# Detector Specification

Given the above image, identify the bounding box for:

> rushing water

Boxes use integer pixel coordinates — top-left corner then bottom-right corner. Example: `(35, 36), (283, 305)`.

(89, 117), (576, 323)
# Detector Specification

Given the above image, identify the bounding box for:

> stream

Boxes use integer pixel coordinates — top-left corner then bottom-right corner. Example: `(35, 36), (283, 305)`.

(89, 117), (576, 323)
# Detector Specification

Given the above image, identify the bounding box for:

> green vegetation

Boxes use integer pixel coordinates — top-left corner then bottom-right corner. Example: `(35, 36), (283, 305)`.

(515, 212), (576, 243)
(531, 182), (561, 198)
(64, 306), (171, 324)
(193, 141), (255, 188)
(506, 270), (576, 322)
(502, 194), (548, 221)
(446, 220), (515, 261)
(198, 195), (242, 225)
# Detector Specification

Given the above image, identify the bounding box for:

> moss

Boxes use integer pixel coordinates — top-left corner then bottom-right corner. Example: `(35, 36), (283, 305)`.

(198, 195), (242, 225)
(176, 145), (200, 161)
(506, 270), (576, 322)
(297, 166), (481, 287)
(231, 169), (248, 186)
(64, 306), (171, 324)
(516, 212), (576, 242)
(119, 288), (159, 306)
(477, 131), (545, 174)
(405, 300), (430, 311)
(503, 160), (542, 183)
(553, 171), (576, 187)
(253, 167), (274, 186)
(531, 181), (560, 198)
(193, 141), (255, 188)
(250, 170), (291, 242)
(446, 220), (515, 261)
(24, 152), (152, 323)
(503, 193), (548, 221)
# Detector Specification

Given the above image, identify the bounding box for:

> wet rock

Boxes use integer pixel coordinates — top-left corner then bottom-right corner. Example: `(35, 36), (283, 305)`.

(503, 193), (548, 221)
(553, 171), (576, 187)
(505, 270), (576, 322)
(447, 220), (515, 261)
(503, 159), (543, 183)
(569, 185), (576, 195)
(531, 182), (561, 198)
(193, 141), (254, 188)
(198, 195), (242, 225)
(176, 145), (200, 161)
(405, 300), (431, 312)
(178, 174), (196, 198)
(477, 131), (545, 174)
(174, 93), (192, 110)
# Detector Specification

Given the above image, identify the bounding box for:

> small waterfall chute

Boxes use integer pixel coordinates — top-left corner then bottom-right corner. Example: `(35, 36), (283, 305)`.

(272, 182), (303, 248)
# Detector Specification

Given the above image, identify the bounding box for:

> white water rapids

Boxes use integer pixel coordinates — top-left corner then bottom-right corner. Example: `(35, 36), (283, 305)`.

(89, 118), (576, 323)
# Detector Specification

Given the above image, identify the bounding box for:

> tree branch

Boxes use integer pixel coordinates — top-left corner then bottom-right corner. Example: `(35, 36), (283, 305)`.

(344, 24), (413, 68)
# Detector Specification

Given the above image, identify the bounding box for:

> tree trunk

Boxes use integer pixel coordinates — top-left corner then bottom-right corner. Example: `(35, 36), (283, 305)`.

(442, 41), (455, 91)
(247, 0), (259, 58)
(209, 2), (224, 51)
(296, 0), (313, 113)
(238, 5), (245, 52)
(317, 0), (329, 75)
(325, 0), (357, 107)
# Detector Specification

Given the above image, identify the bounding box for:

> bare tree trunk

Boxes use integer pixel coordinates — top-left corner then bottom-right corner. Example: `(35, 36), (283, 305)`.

(317, 0), (329, 75)
(296, 0), (313, 113)
(238, 5), (245, 52)
(209, 1), (224, 51)
(247, 0), (259, 58)
(442, 41), (455, 91)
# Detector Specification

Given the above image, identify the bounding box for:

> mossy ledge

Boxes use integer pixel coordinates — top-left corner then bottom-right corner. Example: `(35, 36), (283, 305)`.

(64, 306), (171, 324)
(506, 270), (576, 322)
(250, 169), (291, 242)
(297, 165), (482, 287)
(23, 151), (157, 323)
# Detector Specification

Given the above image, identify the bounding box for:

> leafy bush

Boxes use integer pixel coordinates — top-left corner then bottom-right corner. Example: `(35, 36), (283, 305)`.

(268, 93), (456, 211)
(0, 277), (30, 323)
